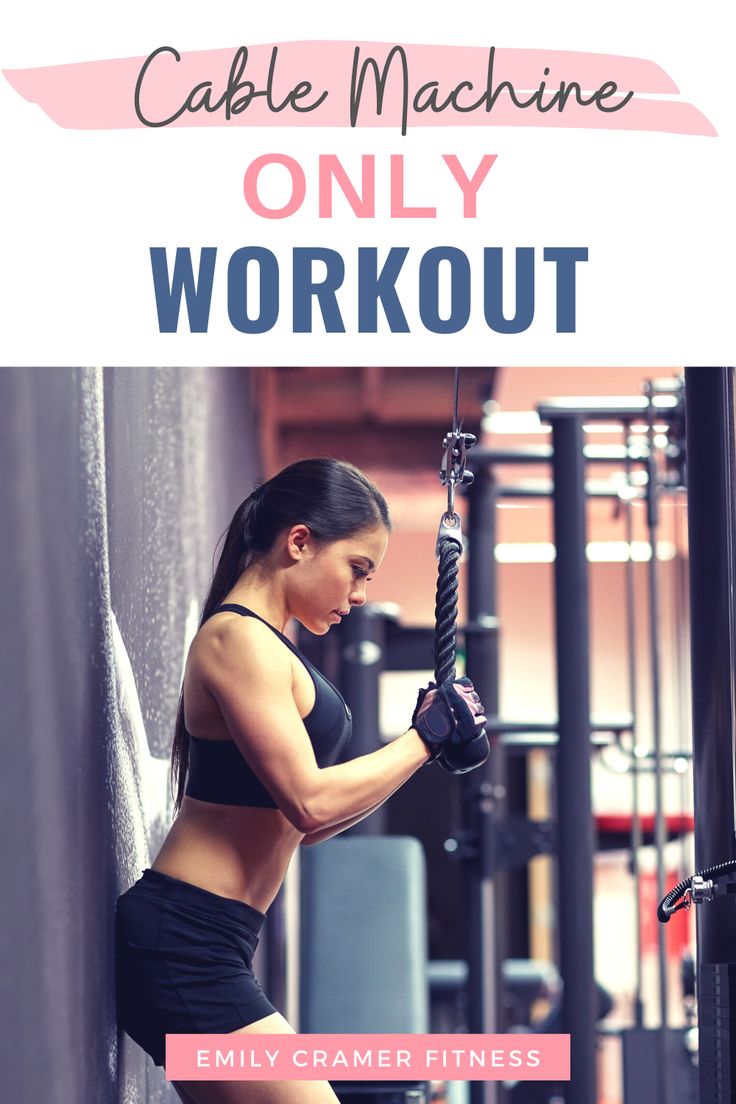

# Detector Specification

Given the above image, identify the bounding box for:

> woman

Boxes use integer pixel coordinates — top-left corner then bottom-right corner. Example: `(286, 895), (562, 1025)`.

(115, 458), (487, 1104)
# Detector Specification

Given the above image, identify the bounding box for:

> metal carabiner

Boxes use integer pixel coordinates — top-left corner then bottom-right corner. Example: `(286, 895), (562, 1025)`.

(435, 510), (463, 556)
(436, 369), (476, 557)
(439, 429), (477, 518)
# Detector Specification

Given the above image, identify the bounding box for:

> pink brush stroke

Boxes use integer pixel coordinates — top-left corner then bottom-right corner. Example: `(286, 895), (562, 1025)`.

(2, 41), (717, 137)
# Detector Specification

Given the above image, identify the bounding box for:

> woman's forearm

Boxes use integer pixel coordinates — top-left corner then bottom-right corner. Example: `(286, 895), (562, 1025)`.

(301, 728), (430, 833)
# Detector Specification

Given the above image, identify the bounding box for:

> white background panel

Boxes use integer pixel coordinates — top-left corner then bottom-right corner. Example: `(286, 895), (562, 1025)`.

(0, 1), (733, 365)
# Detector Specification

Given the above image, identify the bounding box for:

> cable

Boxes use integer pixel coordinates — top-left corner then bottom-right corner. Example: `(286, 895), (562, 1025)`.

(657, 858), (736, 922)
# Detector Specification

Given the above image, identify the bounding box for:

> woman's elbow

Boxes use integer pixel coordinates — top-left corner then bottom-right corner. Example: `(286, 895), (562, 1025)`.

(295, 804), (323, 835)
(280, 792), (323, 835)
(271, 769), (328, 834)
(284, 811), (313, 834)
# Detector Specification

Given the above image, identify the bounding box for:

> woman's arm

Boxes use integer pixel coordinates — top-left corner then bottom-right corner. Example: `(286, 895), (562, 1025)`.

(300, 777), (406, 846)
(299, 800), (385, 846)
(197, 616), (431, 834)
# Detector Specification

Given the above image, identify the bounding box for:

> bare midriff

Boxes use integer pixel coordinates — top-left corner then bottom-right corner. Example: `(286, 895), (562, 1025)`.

(151, 796), (304, 913)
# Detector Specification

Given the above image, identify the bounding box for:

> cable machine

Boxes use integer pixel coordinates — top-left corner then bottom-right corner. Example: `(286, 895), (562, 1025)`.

(412, 378), (694, 1103)
(656, 368), (736, 1103)
(444, 381), (695, 1103)
(300, 371), (706, 1103)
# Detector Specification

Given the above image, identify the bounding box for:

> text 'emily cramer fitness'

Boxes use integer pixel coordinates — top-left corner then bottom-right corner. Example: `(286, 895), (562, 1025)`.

(164, 1033), (571, 1082)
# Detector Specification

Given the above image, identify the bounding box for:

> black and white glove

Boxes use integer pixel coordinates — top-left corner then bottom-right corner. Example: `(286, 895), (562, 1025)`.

(412, 676), (487, 765)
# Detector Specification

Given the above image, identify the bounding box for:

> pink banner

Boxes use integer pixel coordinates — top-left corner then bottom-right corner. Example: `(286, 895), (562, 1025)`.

(164, 1032), (570, 1081)
(3, 42), (715, 136)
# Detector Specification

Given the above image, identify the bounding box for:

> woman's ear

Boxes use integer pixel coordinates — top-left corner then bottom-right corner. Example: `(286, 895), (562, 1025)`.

(286, 523), (312, 562)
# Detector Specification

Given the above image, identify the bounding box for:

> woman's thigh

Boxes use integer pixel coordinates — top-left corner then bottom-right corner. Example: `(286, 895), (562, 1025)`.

(171, 1013), (340, 1104)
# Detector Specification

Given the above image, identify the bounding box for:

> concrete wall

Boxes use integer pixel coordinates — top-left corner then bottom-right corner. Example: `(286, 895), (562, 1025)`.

(0, 367), (259, 1103)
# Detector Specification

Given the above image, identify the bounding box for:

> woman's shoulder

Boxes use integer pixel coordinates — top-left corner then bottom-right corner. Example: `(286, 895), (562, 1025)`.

(189, 609), (293, 686)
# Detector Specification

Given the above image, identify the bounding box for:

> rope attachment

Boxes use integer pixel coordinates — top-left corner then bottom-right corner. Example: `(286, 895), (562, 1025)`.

(435, 536), (462, 684)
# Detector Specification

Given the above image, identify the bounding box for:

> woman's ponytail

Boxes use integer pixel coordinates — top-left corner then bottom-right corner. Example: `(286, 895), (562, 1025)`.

(169, 489), (261, 812)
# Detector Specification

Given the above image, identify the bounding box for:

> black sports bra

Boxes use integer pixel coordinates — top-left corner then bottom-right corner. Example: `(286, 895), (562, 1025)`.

(184, 603), (352, 808)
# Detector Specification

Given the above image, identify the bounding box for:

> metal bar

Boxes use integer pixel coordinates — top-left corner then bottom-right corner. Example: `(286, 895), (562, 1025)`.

(496, 481), (680, 499)
(685, 367), (736, 1102)
(500, 733), (614, 753)
(385, 625), (436, 671)
(547, 413), (598, 1104)
(623, 425), (645, 1028)
(471, 444), (555, 464)
(338, 605), (387, 834)
(496, 479), (638, 499)
(473, 444), (635, 466)
(537, 395), (681, 419)
(485, 715), (633, 735)
(464, 464), (502, 1104)
(471, 443), (656, 467)
(643, 384), (671, 1104)
(671, 493), (693, 887)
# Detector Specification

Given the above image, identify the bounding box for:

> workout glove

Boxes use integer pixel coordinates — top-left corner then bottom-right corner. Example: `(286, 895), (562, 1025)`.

(438, 726), (491, 774)
(412, 677), (487, 765)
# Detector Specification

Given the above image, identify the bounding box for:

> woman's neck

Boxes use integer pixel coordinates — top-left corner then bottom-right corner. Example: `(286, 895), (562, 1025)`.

(223, 569), (291, 633)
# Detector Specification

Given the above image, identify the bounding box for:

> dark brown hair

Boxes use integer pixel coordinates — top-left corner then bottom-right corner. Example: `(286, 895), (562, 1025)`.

(170, 457), (391, 811)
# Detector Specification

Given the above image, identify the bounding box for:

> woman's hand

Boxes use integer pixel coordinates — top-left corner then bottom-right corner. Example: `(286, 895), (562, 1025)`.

(411, 676), (487, 763)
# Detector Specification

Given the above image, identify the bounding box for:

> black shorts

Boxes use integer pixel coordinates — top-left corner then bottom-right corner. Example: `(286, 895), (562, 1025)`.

(115, 868), (278, 1067)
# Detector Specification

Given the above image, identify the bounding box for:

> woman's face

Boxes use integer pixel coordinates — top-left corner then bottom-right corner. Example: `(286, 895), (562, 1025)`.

(288, 523), (389, 634)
